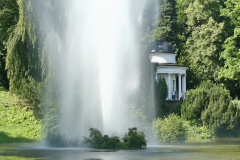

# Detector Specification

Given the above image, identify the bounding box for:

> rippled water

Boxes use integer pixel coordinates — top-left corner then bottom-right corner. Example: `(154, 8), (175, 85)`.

(1, 139), (240, 160)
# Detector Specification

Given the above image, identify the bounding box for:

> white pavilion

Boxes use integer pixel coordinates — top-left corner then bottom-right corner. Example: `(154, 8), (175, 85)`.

(149, 40), (188, 100)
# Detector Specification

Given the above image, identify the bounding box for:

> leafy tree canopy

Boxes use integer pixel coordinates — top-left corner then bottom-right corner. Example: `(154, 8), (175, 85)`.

(186, 18), (224, 82)
(219, 0), (240, 97)
(182, 0), (226, 87)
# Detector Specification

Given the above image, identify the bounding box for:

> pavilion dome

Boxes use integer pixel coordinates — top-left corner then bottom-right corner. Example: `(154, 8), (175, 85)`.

(149, 40), (174, 53)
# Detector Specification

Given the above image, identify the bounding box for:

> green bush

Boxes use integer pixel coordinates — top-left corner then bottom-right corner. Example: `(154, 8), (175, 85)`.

(83, 128), (105, 148)
(83, 127), (146, 149)
(202, 99), (240, 137)
(152, 113), (187, 143)
(181, 81), (240, 137)
(186, 123), (213, 142)
(181, 81), (214, 124)
(123, 127), (146, 149)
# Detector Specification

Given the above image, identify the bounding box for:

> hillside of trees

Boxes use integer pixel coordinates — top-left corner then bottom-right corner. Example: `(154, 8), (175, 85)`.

(143, 0), (240, 98)
(0, 0), (239, 142)
(1, 0), (239, 105)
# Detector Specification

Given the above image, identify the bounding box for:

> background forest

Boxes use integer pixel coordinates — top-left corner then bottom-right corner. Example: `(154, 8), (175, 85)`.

(0, 0), (240, 143)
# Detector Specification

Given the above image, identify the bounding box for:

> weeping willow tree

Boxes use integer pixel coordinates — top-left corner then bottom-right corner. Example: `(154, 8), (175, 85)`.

(6, 0), (41, 116)
(5, 0), (64, 117)
(0, 0), (19, 88)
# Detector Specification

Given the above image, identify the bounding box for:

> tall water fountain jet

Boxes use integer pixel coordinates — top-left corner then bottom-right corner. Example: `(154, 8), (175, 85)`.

(39, 0), (155, 144)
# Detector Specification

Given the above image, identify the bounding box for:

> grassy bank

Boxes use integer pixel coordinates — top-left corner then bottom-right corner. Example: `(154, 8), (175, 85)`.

(0, 87), (42, 143)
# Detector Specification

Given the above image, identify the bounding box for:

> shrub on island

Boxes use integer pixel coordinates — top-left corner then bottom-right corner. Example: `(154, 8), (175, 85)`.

(83, 127), (146, 149)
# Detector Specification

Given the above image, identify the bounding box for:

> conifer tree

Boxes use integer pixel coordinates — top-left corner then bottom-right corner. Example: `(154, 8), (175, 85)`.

(155, 77), (168, 117)
(155, 0), (179, 52)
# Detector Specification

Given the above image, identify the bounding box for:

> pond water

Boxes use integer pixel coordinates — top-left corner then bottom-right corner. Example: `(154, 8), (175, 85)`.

(1, 139), (240, 160)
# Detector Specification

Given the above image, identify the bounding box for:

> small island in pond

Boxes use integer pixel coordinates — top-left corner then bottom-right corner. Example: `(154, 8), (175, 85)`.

(83, 127), (146, 149)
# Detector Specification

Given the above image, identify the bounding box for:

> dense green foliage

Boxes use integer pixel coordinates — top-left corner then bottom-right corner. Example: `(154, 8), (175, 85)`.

(219, 0), (240, 97)
(155, 0), (179, 52)
(186, 124), (213, 142)
(152, 113), (214, 143)
(153, 113), (187, 143)
(0, 87), (42, 143)
(155, 77), (168, 117)
(84, 128), (146, 149)
(123, 127), (147, 149)
(185, 0), (225, 83)
(0, 0), (240, 143)
(172, 0), (240, 96)
(3, 0), (64, 118)
(202, 99), (240, 137)
(0, 0), (239, 101)
(181, 81), (240, 137)
(0, 0), (19, 88)
(4, 0), (44, 117)
(44, 104), (63, 147)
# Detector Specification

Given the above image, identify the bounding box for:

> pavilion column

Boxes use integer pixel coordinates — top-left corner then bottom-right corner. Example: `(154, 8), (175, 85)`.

(155, 73), (158, 81)
(178, 74), (182, 100)
(182, 74), (187, 98)
(168, 73), (172, 100)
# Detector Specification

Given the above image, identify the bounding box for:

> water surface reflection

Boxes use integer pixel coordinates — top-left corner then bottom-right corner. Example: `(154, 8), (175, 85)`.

(1, 139), (240, 160)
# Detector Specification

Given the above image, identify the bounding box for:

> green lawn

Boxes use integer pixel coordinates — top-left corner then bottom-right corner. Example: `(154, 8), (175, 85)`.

(0, 87), (42, 143)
